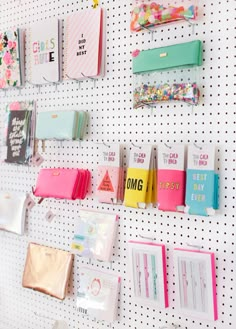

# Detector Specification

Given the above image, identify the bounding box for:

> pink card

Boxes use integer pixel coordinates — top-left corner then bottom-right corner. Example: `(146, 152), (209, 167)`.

(65, 8), (103, 79)
(96, 166), (120, 204)
(158, 169), (186, 212)
(174, 248), (218, 321)
(128, 241), (168, 308)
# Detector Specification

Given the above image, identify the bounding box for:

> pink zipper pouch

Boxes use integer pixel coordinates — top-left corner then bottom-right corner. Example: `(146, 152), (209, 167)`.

(157, 169), (186, 212)
(34, 168), (90, 200)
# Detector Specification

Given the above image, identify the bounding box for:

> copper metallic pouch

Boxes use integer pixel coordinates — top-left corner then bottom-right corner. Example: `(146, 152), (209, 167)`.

(22, 243), (74, 300)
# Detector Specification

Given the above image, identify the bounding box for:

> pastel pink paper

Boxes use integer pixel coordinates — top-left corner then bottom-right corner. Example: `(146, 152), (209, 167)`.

(65, 9), (102, 79)
(174, 248), (218, 320)
(157, 169), (186, 212)
(96, 166), (120, 203)
(129, 241), (168, 307)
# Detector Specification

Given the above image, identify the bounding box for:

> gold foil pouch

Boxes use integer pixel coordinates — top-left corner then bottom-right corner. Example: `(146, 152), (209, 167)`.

(22, 243), (74, 300)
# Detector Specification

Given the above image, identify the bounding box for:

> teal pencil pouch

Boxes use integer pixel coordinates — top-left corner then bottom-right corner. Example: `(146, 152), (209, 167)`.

(132, 40), (203, 108)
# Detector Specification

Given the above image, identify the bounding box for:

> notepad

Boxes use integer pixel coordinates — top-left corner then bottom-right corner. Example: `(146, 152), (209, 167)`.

(65, 8), (104, 80)
(185, 145), (219, 216)
(96, 143), (124, 204)
(124, 144), (155, 208)
(29, 18), (62, 85)
(77, 267), (120, 322)
(0, 28), (25, 89)
(157, 144), (186, 212)
(4, 101), (35, 164)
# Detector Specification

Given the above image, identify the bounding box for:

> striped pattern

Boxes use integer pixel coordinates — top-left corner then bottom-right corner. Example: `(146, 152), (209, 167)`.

(65, 8), (102, 79)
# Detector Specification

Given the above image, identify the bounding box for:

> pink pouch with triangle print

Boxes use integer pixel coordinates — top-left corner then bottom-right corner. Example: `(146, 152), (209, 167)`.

(96, 166), (120, 204)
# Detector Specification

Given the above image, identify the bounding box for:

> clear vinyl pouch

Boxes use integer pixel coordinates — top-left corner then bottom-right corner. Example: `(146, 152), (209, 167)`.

(132, 40), (203, 109)
(133, 66), (201, 109)
(131, 0), (199, 33)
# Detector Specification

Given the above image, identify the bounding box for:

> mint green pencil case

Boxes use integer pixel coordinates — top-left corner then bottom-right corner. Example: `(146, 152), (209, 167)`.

(133, 40), (203, 74)
(36, 111), (78, 140)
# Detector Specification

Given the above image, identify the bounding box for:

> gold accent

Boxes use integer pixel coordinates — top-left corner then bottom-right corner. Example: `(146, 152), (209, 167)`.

(52, 172), (60, 176)
(51, 114), (58, 118)
(160, 52), (167, 58)
(42, 140), (46, 153)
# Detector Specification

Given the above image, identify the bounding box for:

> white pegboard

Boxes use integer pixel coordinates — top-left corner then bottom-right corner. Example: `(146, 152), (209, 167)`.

(0, 0), (235, 329)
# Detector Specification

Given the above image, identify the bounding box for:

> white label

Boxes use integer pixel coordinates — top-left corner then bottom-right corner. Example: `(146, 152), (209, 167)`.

(129, 144), (152, 170)
(187, 145), (215, 170)
(25, 195), (36, 210)
(99, 143), (120, 167)
(158, 144), (185, 170)
(45, 210), (56, 222)
(31, 152), (44, 166)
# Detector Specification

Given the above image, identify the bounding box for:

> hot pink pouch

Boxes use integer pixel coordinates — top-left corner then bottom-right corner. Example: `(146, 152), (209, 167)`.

(76, 169), (90, 200)
(157, 169), (186, 212)
(34, 168), (86, 200)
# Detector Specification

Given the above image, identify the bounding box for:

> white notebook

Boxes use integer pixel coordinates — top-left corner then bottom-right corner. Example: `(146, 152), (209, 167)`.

(77, 267), (120, 322)
(29, 18), (62, 85)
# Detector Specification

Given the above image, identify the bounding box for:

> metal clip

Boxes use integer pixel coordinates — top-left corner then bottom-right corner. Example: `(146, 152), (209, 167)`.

(164, 143), (172, 149)
(140, 101), (156, 109)
(160, 325), (181, 329)
(186, 242), (203, 250)
(193, 143), (202, 150)
(43, 77), (59, 91)
(34, 311), (54, 321)
(131, 142), (142, 149)
(102, 141), (110, 148)
(138, 24), (154, 41)
(65, 74), (81, 89)
(139, 234), (155, 241)
(17, 87), (23, 96)
(81, 72), (96, 88)
(27, 80), (41, 93)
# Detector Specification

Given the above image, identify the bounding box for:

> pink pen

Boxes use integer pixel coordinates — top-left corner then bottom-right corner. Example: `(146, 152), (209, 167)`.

(135, 252), (141, 297)
(181, 260), (188, 307)
(143, 253), (149, 298)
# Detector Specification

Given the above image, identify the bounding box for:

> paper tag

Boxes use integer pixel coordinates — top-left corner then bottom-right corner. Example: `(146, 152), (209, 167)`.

(92, 0), (99, 8)
(25, 195), (36, 210)
(129, 144), (152, 170)
(188, 145), (215, 170)
(0, 146), (8, 161)
(31, 152), (44, 166)
(52, 320), (68, 329)
(99, 144), (120, 167)
(158, 144), (185, 170)
(45, 210), (56, 222)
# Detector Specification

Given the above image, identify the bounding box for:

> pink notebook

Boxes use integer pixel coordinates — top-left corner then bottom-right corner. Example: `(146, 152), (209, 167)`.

(65, 8), (103, 79)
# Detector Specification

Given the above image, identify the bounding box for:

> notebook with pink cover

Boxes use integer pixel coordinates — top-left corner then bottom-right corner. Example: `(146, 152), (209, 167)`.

(65, 8), (103, 80)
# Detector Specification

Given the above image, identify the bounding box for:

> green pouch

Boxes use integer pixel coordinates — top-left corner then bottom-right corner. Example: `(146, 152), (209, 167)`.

(76, 111), (89, 140)
(133, 40), (203, 74)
